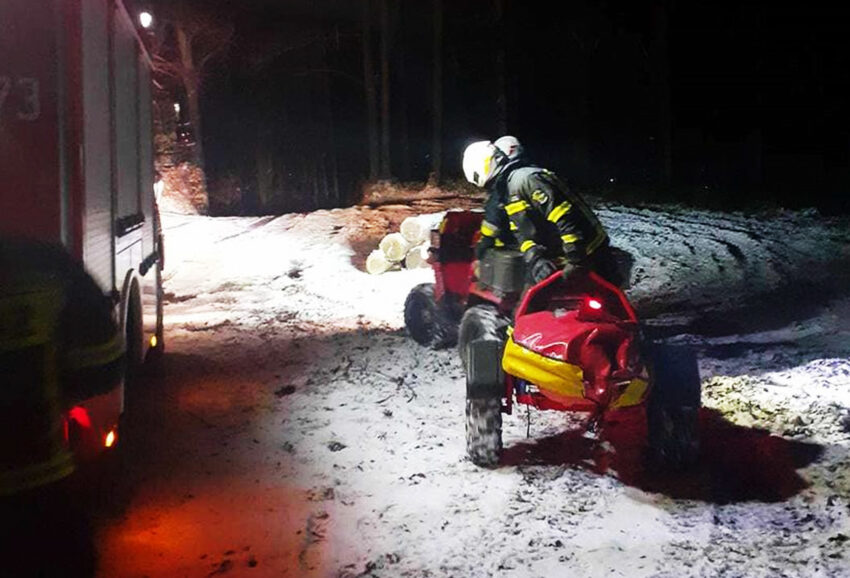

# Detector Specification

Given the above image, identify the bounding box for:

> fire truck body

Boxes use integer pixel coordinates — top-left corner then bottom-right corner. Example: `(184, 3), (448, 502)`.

(0, 0), (163, 459)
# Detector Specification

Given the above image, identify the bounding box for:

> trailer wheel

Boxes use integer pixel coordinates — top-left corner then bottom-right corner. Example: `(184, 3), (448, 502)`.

(646, 343), (701, 470)
(404, 283), (457, 348)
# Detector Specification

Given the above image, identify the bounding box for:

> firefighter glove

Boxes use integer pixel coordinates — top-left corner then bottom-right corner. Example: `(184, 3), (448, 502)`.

(524, 245), (557, 284)
(561, 260), (587, 280)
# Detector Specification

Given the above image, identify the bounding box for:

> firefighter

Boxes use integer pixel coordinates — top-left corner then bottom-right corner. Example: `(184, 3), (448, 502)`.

(0, 237), (125, 577)
(463, 137), (622, 286)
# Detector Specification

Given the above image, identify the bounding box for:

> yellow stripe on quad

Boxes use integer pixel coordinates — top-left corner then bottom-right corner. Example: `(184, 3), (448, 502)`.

(502, 337), (585, 400)
(610, 378), (649, 409)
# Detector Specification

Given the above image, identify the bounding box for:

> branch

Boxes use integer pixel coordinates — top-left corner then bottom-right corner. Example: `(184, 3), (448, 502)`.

(246, 33), (328, 74)
(151, 54), (184, 79)
(570, 29), (586, 53)
(198, 41), (231, 70)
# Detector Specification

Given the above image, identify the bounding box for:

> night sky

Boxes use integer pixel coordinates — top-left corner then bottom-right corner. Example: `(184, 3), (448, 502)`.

(148, 0), (850, 214)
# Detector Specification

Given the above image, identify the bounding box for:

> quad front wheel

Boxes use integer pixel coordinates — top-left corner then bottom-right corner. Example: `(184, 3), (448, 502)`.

(460, 305), (508, 467)
(465, 398), (502, 467)
(458, 305), (509, 371)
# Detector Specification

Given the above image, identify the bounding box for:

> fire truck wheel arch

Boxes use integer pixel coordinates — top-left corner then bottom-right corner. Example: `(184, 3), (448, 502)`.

(118, 271), (144, 371)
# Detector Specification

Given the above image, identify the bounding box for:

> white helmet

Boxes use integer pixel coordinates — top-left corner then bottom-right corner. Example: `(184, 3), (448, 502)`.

(494, 135), (523, 160)
(462, 140), (500, 187)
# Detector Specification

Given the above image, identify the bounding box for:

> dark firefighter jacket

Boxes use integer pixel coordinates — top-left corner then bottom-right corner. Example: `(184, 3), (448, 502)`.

(0, 239), (125, 496)
(478, 164), (608, 265)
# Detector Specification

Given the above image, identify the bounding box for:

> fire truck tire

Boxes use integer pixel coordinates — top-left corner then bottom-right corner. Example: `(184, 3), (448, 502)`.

(458, 305), (509, 372)
(465, 397), (502, 467)
(125, 283), (144, 385)
(646, 344), (701, 470)
(404, 283), (456, 349)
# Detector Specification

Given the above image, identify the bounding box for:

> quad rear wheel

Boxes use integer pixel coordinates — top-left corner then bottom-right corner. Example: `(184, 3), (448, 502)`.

(646, 343), (701, 470)
(403, 283), (457, 348)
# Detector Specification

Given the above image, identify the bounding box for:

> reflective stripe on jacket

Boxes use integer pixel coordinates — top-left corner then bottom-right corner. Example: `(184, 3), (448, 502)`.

(501, 166), (607, 263)
(1, 239), (124, 495)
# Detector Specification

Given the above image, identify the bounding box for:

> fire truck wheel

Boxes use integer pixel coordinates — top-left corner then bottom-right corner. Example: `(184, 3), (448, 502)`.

(404, 283), (456, 348)
(465, 397), (502, 467)
(125, 285), (144, 385)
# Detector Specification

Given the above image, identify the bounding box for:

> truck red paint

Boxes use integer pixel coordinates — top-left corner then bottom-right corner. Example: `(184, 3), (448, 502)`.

(1, 0), (164, 461)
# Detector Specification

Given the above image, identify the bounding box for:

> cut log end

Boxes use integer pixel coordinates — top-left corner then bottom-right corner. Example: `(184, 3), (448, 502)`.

(366, 249), (394, 274)
(405, 243), (431, 269)
(379, 232), (412, 262)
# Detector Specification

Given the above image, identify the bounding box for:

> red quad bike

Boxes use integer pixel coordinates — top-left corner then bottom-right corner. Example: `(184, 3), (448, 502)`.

(404, 210), (701, 469)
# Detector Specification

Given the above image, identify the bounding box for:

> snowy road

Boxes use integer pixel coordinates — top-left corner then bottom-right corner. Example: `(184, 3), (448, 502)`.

(94, 202), (850, 577)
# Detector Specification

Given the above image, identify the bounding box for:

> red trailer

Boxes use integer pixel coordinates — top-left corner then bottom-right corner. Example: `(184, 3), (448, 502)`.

(0, 0), (164, 461)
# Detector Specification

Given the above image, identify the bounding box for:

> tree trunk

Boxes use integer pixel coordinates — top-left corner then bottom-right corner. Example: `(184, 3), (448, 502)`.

(176, 25), (204, 170)
(321, 43), (340, 205)
(395, 2), (411, 180)
(255, 137), (273, 211)
(431, 0), (443, 183)
(494, 0), (508, 136)
(651, 0), (672, 187)
(362, 0), (379, 180)
(379, 0), (391, 178)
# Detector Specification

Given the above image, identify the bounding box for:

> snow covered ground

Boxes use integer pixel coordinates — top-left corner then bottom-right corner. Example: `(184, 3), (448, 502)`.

(97, 201), (850, 577)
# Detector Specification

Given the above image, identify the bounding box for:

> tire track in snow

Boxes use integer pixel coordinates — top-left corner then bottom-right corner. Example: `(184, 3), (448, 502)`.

(598, 205), (850, 337)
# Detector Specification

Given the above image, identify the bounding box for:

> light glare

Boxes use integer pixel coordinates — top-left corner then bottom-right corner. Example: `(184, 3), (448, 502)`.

(139, 11), (153, 29)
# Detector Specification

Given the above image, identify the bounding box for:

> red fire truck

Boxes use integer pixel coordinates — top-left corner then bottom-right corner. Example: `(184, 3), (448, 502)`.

(0, 0), (164, 461)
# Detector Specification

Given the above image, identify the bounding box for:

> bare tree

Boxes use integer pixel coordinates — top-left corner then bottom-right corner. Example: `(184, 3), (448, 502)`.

(494, 0), (508, 136)
(379, 0), (391, 178)
(150, 2), (233, 172)
(650, 0), (673, 186)
(394, 3), (411, 180)
(362, 0), (380, 179)
(431, 0), (443, 183)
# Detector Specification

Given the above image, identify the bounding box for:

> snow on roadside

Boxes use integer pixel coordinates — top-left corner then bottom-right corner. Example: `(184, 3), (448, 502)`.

(156, 201), (850, 577)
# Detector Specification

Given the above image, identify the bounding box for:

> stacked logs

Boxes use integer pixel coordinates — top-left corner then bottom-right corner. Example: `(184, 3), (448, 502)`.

(366, 213), (445, 275)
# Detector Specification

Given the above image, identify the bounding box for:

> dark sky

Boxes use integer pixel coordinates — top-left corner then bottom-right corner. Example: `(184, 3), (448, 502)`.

(154, 0), (849, 213)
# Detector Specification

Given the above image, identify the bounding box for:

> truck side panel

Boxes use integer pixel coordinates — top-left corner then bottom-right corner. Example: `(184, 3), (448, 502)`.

(0, 0), (63, 242)
(138, 55), (160, 342)
(81, 0), (114, 292)
(113, 8), (140, 223)
(139, 56), (155, 249)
